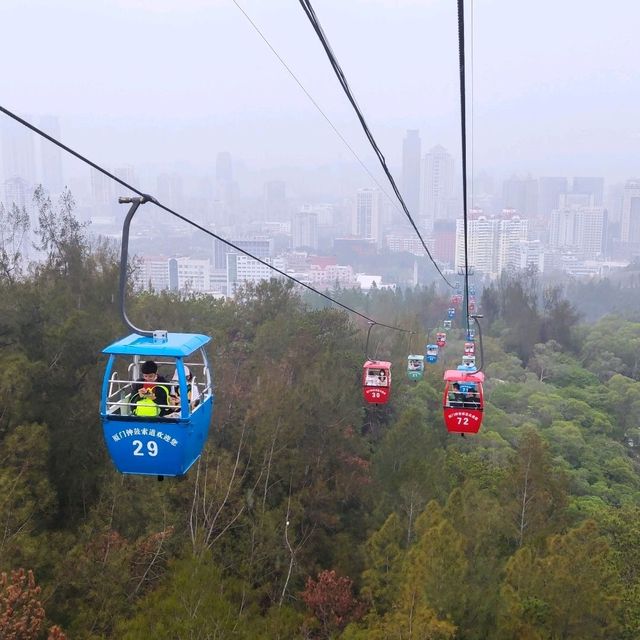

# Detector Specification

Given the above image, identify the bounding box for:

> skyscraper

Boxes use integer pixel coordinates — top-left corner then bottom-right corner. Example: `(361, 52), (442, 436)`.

(402, 130), (421, 218)
(292, 210), (318, 250)
(353, 188), (382, 244)
(550, 206), (607, 258)
(455, 215), (528, 278)
(421, 145), (454, 228)
(216, 152), (233, 183)
(621, 180), (640, 243)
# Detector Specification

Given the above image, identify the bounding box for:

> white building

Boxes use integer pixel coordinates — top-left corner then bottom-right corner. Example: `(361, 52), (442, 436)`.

(292, 210), (318, 250)
(134, 256), (170, 291)
(226, 253), (285, 295)
(353, 188), (382, 244)
(455, 215), (528, 278)
(421, 145), (454, 229)
(386, 234), (430, 256)
(169, 257), (211, 293)
(550, 206), (606, 258)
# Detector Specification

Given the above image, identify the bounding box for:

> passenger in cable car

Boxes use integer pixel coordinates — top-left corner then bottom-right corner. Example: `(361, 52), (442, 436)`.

(408, 358), (422, 370)
(170, 365), (201, 410)
(447, 382), (464, 407)
(365, 369), (381, 386)
(130, 361), (172, 417)
(377, 369), (388, 386)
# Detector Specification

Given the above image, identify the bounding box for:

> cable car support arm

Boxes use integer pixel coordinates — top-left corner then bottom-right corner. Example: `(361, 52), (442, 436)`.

(118, 195), (158, 338)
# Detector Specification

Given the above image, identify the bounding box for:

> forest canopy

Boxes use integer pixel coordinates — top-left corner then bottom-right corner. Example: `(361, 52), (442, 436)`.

(1, 192), (639, 639)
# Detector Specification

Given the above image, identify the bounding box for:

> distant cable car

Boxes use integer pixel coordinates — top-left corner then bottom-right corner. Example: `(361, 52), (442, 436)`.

(443, 370), (485, 434)
(101, 332), (214, 477)
(469, 286), (476, 296)
(426, 344), (439, 364)
(407, 355), (425, 381)
(436, 332), (447, 348)
(447, 307), (456, 319)
(469, 300), (476, 313)
(467, 329), (475, 341)
(443, 320), (452, 329)
(457, 355), (476, 371)
(464, 341), (475, 355)
(363, 360), (392, 404)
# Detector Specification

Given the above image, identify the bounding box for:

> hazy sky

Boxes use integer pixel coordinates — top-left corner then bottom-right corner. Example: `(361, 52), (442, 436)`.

(2, 0), (638, 183)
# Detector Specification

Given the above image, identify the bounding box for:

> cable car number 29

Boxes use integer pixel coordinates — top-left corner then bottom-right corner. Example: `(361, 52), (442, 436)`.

(132, 440), (159, 457)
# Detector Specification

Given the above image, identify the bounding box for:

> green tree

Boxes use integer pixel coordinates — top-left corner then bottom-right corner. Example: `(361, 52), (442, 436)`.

(497, 520), (621, 639)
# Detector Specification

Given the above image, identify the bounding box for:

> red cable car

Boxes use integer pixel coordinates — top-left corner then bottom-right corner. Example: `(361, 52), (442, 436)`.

(363, 360), (392, 404)
(436, 332), (447, 348)
(464, 341), (475, 355)
(442, 370), (485, 434)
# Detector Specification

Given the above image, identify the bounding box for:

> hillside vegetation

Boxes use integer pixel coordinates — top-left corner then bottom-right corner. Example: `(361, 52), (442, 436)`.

(1, 193), (639, 639)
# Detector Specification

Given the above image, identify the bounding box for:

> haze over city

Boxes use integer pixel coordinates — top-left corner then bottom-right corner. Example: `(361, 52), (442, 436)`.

(1, 0), (639, 294)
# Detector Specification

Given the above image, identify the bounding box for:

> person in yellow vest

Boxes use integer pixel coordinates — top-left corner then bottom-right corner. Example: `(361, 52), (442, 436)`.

(131, 360), (171, 417)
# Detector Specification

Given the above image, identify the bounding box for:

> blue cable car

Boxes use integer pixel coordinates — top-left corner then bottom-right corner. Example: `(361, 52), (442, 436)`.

(101, 332), (214, 477)
(426, 344), (439, 364)
(447, 307), (456, 319)
(102, 197), (216, 479)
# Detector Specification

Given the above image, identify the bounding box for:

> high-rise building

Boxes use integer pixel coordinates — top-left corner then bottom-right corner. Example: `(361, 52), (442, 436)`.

(433, 219), (456, 265)
(1, 119), (36, 186)
(402, 129), (421, 218)
(572, 177), (604, 207)
(3, 177), (30, 211)
(353, 188), (382, 244)
(455, 215), (528, 278)
(216, 152), (233, 183)
(421, 145), (454, 228)
(292, 210), (318, 250)
(621, 180), (640, 243)
(538, 177), (568, 216)
(502, 176), (538, 216)
(550, 206), (607, 258)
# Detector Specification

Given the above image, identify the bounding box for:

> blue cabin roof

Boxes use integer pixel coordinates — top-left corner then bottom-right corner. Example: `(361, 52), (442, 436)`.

(103, 332), (211, 357)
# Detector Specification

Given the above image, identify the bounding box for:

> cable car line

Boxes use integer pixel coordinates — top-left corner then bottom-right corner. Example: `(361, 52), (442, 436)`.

(296, 0), (454, 289)
(457, 0), (472, 339)
(229, 0), (404, 222)
(0, 104), (411, 335)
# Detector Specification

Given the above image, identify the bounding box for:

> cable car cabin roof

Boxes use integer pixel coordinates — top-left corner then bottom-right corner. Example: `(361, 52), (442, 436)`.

(364, 360), (392, 369)
(103, 332), (211, 357)
(443, 369), (485, 383)
(408, 355), (425, 361)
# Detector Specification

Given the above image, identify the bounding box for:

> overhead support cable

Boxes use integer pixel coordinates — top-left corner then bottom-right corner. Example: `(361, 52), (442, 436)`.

(0, 105), (411, 334)
(296, 0), (454, 289)
(457, 0), (471, 337)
